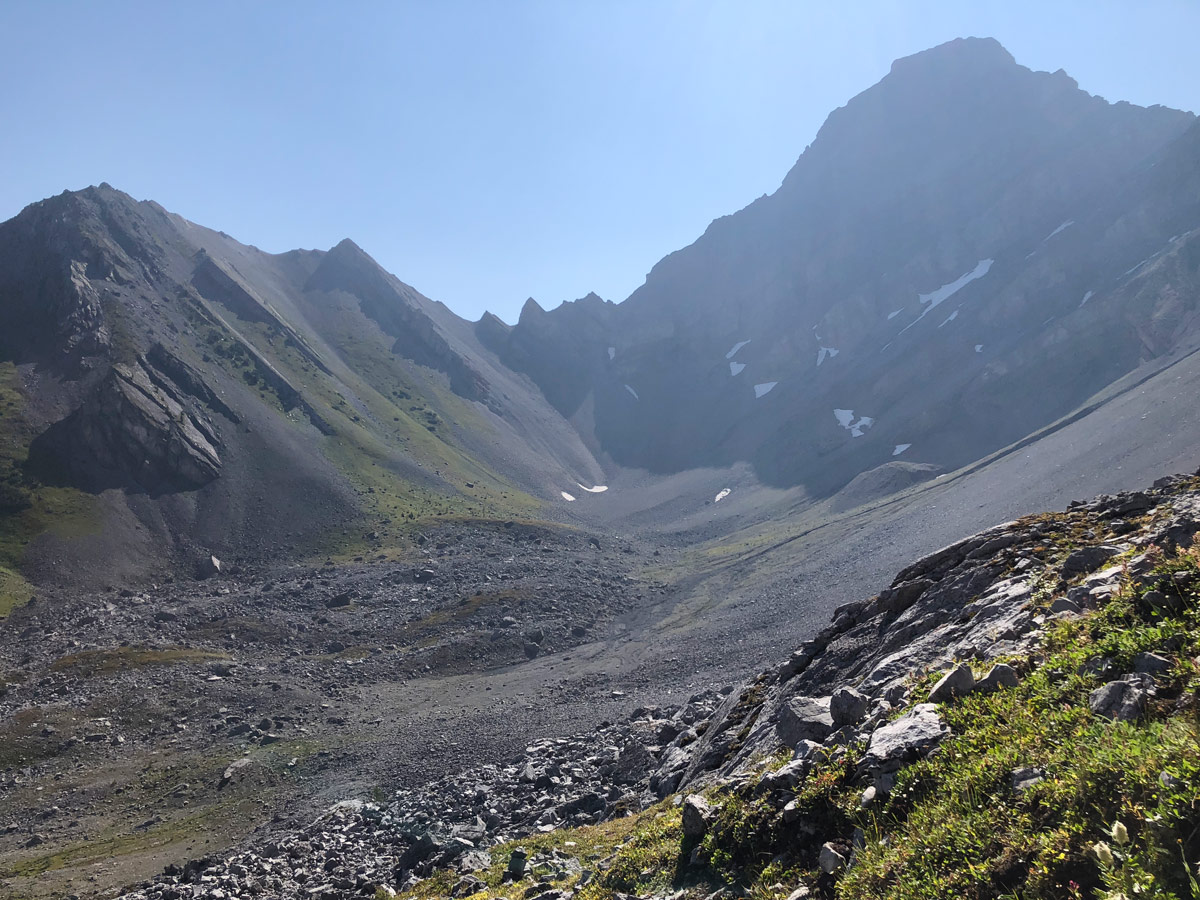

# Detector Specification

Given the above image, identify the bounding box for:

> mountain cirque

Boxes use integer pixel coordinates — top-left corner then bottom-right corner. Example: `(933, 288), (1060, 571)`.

(1, 35), (1200, 900)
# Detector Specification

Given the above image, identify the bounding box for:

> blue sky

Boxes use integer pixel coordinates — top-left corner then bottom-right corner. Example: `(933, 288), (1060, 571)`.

(2, 1), (1198, 323)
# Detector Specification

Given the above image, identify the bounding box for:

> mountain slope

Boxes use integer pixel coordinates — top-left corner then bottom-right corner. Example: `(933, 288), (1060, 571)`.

(0, 186), (602, 593)
(488, 37), (1200, 496)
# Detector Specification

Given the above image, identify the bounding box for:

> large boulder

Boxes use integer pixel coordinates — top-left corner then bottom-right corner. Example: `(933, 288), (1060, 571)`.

(1089, 674), (1154, 721)
(830, 686), (870, 728)
(777, 696), (833, 746)
(681, 795), (714, 839)
(927, 663), (976, 703)
(864, 703), (949, 767)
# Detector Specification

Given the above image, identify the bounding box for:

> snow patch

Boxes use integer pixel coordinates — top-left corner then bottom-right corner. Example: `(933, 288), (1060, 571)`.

(834, 408), (874, 437)
(607, 347), (615, 360)
(729, 361), (746, 376)
(975, 344), (983, 353)
(725, 340), (751, 359)
(899, 258), (994, 334)
(887, 308), (904, 320)
(1044, 220), (1074, 241)
(560, 491), (576, 502)
(892, 443), (912, 456)
(938, 309), (959, 327)
(624, 384), (639, 400)
(714, 488), (731, 503)
(575, 484), (608, 493)
(754, 382), (778, 398)
(816, 347), (839, 366)
(1080, 290), (1094, 307)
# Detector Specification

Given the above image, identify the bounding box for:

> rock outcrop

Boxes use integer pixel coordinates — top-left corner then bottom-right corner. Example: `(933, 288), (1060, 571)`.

(29, 356), (223, 493)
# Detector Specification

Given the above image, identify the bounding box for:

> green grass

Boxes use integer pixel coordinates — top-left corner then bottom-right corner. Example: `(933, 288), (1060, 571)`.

(841, 572), (1200, 899)
(48, 647), (228, 677)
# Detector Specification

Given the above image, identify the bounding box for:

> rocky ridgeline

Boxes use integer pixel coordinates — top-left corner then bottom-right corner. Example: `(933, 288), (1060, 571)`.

(117, 474), (1200, 899)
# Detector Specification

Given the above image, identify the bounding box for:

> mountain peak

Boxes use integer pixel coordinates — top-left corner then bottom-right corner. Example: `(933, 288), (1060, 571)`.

(888, 36), (1015, 77)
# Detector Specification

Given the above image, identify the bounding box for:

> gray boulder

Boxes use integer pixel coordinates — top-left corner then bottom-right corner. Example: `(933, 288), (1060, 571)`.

(1089, 674), (1154, 721)
(681, 795), (714, 840)
(927, 663), (975, 703)
(1133, 652), (1171, 674)
(818, 842), (847, 874)
(865, 703), (949, 766)
(777, 696), (833, 746)
(975, 663), (1019, 694)
(1010, 766), (1045, 792)
(830, 687), (870, 728)
(1062, 546), (1121, 578)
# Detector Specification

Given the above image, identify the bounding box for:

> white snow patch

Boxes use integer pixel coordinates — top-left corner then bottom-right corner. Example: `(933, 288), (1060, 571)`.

(560, 491), (576, 502)
(608, 346), (615, 360)
(975, 343), (983, 353)
(834, 408), (874, 437)
(729, 361), (746, 376)
(575, 484), (608, 493)
(892, 443), (912, 456)
(1044, 220), (1074, 241)
(1124, 257), (1152, 276)
(816, 346), (840, 366)
(1080, 290), (1094, 307)
(624, 384), (639, 400)
(714, 488), (731, 503)
(725, 340), (751, 359)
(899, 258), (994, 334)
(754, 382), (778, 398)
(851, 416), (875, 437)
(887, 308), (904, 320)
(938, 309), (959, 327)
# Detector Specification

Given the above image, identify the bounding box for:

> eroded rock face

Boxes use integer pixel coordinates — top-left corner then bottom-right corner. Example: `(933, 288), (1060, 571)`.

(30, 357), (223, 493)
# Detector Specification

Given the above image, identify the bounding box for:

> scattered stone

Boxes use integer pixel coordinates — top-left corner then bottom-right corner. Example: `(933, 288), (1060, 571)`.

(975, 663), (1019, 694)
(864, 704), (949, 767)
(681, 795), (714, 839)
(818, 842), (846, 874)
(927, 663), (975, 703)
(829, 686), (869, 728)
(1089, 674), (1154, 722)
(777, 696), (833, 746)
(506, 847), (529, 881)
(1048, 596), (1082, 616)
(1010, 766), (1045, 792)
(197, 554), (222, 579)
(1061, 546), (1120, 578)
(1133, 652), (1172, 674)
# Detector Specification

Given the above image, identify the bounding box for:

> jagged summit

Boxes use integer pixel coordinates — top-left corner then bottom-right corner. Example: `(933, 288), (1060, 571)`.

(888, 35), (1016, 74)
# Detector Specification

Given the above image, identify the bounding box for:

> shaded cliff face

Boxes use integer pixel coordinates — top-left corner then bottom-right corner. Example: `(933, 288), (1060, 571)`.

(0, 186), (601, 589)
(492, 38), (1200, 495)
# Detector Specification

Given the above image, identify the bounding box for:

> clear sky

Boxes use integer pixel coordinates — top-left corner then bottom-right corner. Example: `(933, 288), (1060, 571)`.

(2, 1), (1198, 323)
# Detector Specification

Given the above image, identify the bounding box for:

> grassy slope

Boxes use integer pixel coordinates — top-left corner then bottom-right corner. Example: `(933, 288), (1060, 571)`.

(198, 295), (542, 554)
(399, 531), (1200, 900)
(0, 363), (100, 615)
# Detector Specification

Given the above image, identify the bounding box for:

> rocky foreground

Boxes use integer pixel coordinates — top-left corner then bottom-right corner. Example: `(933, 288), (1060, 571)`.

(113, 473), (1200, 900)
